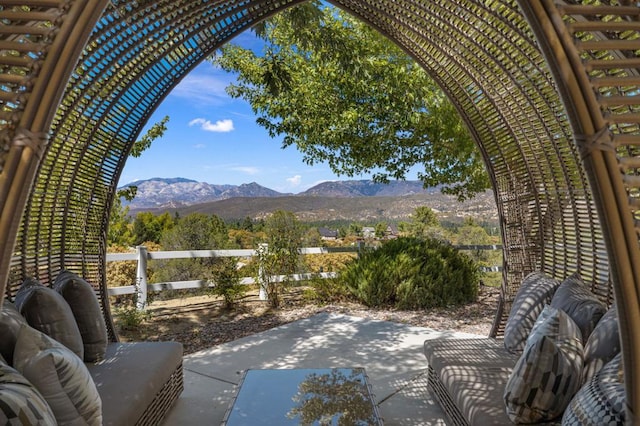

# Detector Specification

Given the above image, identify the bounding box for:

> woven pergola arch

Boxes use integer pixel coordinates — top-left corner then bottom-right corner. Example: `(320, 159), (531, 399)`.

(2, 0), (640, 419)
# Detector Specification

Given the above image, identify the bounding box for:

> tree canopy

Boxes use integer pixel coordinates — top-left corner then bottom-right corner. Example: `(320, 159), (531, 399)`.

(211, 2), (489, 200)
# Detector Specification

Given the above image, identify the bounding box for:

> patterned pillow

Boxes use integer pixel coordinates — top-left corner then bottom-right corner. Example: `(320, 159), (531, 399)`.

(504, 305), (584, 423)
(0, 354), (56, 425)
(503, 271), (561, 354)
(550, 273), (607, 344)
(15, 278), (84, 359)
(582, 303), (620, 384)
(54, 270), (108, 362)
(0, 301), (28, 365)
(563, 353), (625, 425)
(13, 325), (102, 426)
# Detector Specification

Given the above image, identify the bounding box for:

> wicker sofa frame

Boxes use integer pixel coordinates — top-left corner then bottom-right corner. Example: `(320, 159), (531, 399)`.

(1, 0), (640, 422)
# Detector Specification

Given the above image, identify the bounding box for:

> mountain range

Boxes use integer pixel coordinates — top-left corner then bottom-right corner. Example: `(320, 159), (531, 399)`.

(121, 177), (440, 209)
(121, 177), (498, 223)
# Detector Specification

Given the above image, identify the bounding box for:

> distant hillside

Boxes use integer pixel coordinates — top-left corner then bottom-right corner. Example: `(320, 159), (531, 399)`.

(132, 192), (498, 224)
(120, 178), (286, 209)
(300, 180), (438, 197)
(121, 178), (498, 224)
(121, 177), (443, 210)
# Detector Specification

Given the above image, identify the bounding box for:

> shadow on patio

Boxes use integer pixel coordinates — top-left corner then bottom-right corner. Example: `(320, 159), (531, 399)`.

(163, 312), (484, 425)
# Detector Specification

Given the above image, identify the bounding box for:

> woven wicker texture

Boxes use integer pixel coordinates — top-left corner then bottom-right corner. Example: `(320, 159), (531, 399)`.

(1, 0), (640, 420)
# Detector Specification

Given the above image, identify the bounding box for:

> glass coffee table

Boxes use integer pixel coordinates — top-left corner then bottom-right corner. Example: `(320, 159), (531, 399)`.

(221, 368), (383, 425)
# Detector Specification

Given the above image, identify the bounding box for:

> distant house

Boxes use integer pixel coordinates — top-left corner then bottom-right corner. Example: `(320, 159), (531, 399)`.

(318, 227), (338, 240)
(385, 224), (399, 239)
(362, 227), (376, 238)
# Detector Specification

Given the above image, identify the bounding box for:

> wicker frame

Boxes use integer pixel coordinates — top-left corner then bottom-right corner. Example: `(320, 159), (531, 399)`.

(1, 0), (640, 420)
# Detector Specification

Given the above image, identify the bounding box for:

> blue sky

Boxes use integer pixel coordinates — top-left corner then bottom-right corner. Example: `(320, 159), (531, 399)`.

(119, 31), (421, 194)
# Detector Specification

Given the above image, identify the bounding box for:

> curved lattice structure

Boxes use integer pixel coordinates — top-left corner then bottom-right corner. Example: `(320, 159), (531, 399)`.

(1, 0), (640, 419)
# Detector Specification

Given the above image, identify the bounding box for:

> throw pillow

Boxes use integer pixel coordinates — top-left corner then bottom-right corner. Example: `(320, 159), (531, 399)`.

(550, 273), (607, 344)
(15, 278), (84, 359)
(504, 305), (584, 423)
(0, 353), (57, 425)
(582, 303), (620, 384)
(563, 353), (625, 425)
(503, 271), (561, 354)
(0, 301), (28, 365)
(54, 270), (108, 362)
(13, 324), (102, 426)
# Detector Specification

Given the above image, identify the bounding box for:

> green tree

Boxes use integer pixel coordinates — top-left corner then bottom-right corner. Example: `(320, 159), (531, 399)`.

(211, 3), (488, 201)
(408, 206), (443, 239)
(258, 210), (303, 307)
(108, 196), (134, 246)
(153, 213), (230, 285)
(132, 212), (174, 245)
(375, 222), (388, 238)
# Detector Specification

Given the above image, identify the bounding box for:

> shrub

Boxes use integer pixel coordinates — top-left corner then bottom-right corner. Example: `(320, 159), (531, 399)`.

(341, 236), (479, 309)
(303, 276), (354, 305)
(208, 257), (246, 309)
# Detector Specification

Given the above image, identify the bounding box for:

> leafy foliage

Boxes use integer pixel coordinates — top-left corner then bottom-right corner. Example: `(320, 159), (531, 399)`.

(152, 213), (230, 287)
(211, 2), (489, 200)
(257, 210), (304, 307)
(208, 257), (246, 309)
(342, 237), (479, 309)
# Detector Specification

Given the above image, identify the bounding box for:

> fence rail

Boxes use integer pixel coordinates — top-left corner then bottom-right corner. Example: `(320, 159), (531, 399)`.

(106, 244), (502, 309)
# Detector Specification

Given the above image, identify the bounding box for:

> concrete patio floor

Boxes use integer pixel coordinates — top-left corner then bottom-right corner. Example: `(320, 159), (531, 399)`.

(161, 312), (483, 425)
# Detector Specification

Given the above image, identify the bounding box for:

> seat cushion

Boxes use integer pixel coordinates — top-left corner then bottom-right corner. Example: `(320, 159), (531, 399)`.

(563, 352), (625, 425)
(504, 305), (583, 423)
(0, 354), (56, 425)
(550, 274), (607, 344)
(582, 303), (620, 384)
(86, 341), (183, 426)
(15, 278), (84, 359)
(503, 271), (561, 354)
(424, 337), (519, 425)
(13, 324), (102, 426)
(54, 270), (108, 363)
(0, 301), (28, 365)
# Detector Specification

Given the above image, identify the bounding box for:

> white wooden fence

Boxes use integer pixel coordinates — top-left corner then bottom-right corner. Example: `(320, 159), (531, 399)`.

(106, 244), (502, 309)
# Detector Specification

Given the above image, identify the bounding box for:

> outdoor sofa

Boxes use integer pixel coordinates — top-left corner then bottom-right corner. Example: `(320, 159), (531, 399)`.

(424, 272), (623, 425)
(0, 270), (183, 425)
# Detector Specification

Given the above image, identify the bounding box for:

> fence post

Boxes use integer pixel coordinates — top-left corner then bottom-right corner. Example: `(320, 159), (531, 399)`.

(357, 240), (364, 258)
(136, 245), (148, 310)
(258, 243), (268, 301)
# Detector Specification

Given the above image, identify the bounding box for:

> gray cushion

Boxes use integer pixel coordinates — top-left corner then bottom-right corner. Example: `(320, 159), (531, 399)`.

(86, 341), (183, 426)
(13, 325), (102, 426)
(503, 271), (561, 354)
(582, 303), (620, 384)
(0, 301), (27, 365)
(54, 270), (108, 362)
(550, 273), (607, 345)
(504, 305), (584, 423)
(563, 353), (625, 425)
(15, 278), (84, 359)
(0, 353), (56, 425)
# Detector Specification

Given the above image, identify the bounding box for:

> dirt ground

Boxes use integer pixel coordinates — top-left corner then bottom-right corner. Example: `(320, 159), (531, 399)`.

(114, 285), (501, 355)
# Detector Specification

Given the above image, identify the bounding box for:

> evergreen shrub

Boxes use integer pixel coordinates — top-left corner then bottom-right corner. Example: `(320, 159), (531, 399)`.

(342, 236), (479, 309)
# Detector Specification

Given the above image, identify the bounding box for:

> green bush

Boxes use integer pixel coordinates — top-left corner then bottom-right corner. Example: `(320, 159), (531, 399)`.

(341, 237), (479, 309)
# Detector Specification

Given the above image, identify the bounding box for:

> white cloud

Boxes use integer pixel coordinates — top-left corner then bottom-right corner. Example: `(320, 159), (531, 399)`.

(231, 166), (260, 175)
(286, 175), (302, 186)
(189, 118), (234, 132)
(193, 143), (206, 149)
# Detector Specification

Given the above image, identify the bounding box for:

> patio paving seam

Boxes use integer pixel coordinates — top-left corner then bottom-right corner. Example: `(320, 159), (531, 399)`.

(183, 367), (239, 385)
(377, 369), (428, 405)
